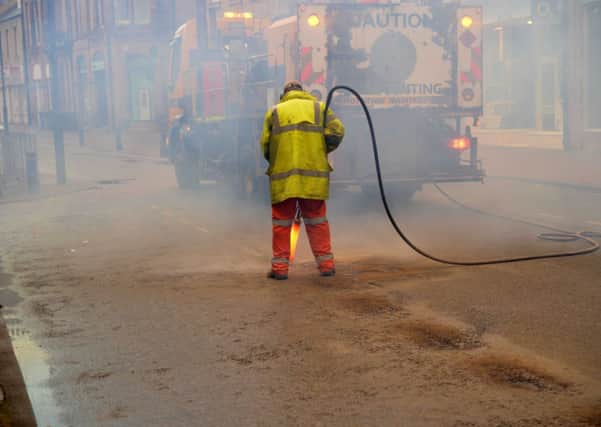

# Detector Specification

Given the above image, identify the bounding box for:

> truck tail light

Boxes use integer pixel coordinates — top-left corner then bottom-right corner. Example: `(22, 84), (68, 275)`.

(448, 137), (471, 151)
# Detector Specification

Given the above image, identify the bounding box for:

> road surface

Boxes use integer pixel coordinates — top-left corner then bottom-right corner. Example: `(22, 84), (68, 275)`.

(1, 141), (600, 426)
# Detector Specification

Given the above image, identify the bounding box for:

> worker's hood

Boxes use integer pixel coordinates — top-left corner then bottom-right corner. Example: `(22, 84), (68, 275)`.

(280, 90), (318, 103)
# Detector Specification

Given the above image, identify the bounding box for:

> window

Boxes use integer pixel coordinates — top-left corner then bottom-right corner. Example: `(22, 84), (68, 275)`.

(32, 1), (41, 46)
(77, 55), (87, 76)
(114, 0), (132, 23)
(585, 2), (601, 129)
(65, 0), (74, 34)
(114, 0), (150, 25)
(168, 36), (182, 89)
(13, 27), (18, 59)
(57, 0), (68, 33)
(86, 0), (92, 30)
(5, 30), (9, 59)
(93, 0), (103, 27)
(133, 0), (150, 24)
(14, 27), (19, 59)
(79, 0), (89, 33)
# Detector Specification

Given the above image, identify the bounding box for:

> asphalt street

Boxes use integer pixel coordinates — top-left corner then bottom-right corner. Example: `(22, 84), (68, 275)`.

(1, 141), (600, 426)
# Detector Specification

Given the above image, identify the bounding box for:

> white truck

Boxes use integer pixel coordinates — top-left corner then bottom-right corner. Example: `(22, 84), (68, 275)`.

(265, 1), (485, 201)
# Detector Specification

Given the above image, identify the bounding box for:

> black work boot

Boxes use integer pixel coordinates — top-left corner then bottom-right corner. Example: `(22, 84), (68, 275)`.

(320, 269), (336, 277)
(267, 271), (288, 281)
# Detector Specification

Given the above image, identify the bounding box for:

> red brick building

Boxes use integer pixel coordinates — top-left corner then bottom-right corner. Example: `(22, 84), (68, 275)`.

(0, 0), (28, 126)
(21, 0), (175, 132)
(15, 0), (293, 137)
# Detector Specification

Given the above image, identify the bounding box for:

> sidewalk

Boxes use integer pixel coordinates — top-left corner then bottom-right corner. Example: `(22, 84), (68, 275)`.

(5, 126), (600, 195)
(470, 127), (601, 190)
(0, 175), (100, 205)
(52, 127), (162, 160)
(0, 310), (37, 427)
(9, 125), (163, 161)
(78, 126), (163, 160)
(473, 128), (564, 151)
(480, 144), (601, 191)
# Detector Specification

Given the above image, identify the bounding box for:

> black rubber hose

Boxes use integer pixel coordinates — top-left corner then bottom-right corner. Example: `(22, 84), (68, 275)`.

(324, 85), (600, 266)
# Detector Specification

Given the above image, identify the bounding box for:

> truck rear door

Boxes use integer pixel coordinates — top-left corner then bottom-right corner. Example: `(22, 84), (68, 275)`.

(298, 3), (482, 113)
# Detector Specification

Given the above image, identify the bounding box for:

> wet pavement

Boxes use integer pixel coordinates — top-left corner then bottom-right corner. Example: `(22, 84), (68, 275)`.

(1, 143), (600, 426)
(1, 265), (62, 427)
(0, 266), (38, 427)
(6, 307), (63, 426)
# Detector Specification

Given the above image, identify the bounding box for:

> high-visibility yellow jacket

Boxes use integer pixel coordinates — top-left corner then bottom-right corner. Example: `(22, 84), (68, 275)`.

(260, 90), (345, 204)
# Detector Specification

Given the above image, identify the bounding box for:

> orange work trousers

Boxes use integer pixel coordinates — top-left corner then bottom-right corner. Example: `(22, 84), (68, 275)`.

(271, 198), (334, 275)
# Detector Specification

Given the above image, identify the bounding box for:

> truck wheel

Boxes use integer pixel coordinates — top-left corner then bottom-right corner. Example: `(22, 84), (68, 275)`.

(238, 167), (270, 204)
(160, 139), (169, 158)
(237, 147), (265, 202)
(174, 158), (200, 189)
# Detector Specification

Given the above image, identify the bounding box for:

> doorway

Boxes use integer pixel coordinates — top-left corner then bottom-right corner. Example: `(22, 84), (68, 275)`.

(127, 55), (153, 121)
(92, 53), (109, 127)
(538, 58), (560, 131)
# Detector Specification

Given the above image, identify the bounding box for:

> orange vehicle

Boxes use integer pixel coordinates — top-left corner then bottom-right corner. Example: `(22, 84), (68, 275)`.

(166, 10), (273, 191)
(167, 21), (225, 123)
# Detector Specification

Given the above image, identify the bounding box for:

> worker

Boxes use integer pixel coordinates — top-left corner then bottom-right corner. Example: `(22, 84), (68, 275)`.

(260, 81), (345, 280)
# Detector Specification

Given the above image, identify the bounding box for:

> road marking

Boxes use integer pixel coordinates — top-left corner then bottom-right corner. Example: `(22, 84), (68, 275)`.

(154, 207), (209, 233)
(585, 220), (601, 228)
(537, 213), (564, 220)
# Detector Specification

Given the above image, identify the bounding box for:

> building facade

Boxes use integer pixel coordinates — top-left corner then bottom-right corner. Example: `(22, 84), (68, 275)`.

(8, 0), (599, 151)
(21, 0), (175, 131)
(479, 0), (565, 133)
(566, 0), (601, 151)
(0, 0), (28, 126)
(470, 0), (600, 151)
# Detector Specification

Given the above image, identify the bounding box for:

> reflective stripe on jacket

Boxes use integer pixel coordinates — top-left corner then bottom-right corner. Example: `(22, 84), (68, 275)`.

(260, 90), (345, 204)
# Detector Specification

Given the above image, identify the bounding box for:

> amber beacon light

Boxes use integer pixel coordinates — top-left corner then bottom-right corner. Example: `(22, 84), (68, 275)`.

(461, 15), (473, 29)
(223, 11), (253, 19)
(307, 14), (320, 27)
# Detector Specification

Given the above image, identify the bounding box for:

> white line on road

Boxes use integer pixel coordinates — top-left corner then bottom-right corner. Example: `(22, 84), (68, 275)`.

(154, 206), (209, 233)
(537, 213), (564, 220)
